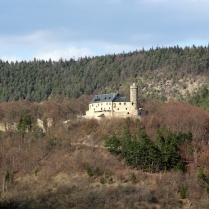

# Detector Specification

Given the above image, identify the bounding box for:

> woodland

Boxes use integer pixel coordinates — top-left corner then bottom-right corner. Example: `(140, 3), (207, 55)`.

(1, 46), (209, 208)
(1, 45), (209, 106)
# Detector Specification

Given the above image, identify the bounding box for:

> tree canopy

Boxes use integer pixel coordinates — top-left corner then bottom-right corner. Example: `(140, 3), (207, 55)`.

(0, 45), (209, 104)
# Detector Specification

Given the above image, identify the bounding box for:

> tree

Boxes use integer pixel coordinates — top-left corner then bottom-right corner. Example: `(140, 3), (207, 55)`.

(104, 133), (121, 155)
(17, 115), (33, 137)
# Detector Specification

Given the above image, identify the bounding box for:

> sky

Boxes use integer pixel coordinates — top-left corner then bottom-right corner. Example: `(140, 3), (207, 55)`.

(0, 0), (209, 62)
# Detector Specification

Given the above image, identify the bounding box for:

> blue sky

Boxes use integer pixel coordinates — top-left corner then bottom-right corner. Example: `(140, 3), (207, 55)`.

(0, 0), (209, 61)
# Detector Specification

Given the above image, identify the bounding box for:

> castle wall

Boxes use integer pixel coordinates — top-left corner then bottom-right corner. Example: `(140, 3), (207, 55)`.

(86, 101), (139, 119)
(88, 102), (112, 113)
(113, 102), (129, 112)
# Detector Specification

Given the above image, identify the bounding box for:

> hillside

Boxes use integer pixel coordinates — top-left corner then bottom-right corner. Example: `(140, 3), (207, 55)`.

(1, 99), (209, 208)
(1, 45), (209, 107)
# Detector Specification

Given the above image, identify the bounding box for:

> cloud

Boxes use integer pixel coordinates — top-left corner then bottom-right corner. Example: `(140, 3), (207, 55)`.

(1, 0), (209, 62)
(0, 30), (99, 61)
(0, 30), (51, 48)
(35, 47), (94, 61)
(1, 55), (23, 63)
(0, 26), (209, 62)
(0, 29), (141, 61)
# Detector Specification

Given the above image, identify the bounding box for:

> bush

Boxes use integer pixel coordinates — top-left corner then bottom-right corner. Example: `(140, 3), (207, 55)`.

(87, 167), (94, 177)
(179, 185), (186, 199)
(175, 162), (187, 173)
(131, 173), (137, 183)
(205, 185), (209, 194)
(94, 167), (101, 176)
(100, 177), (106, 184)
(109, 177), (113, 184)
(198, 167), (206, 181)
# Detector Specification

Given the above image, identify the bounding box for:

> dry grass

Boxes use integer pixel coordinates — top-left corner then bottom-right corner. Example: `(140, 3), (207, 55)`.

(1, 101), (209, 208)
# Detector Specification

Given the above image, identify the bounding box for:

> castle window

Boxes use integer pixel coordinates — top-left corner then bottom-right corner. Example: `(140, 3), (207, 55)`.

(109, 103), (111, 105)
(124, 103), (126, 105)
(127, 112), (129, 114)
(132, 102), (134, 105)
(119, 103), (121, 105)
(117, 108), (119, 110)
(126, 108), (127, 110)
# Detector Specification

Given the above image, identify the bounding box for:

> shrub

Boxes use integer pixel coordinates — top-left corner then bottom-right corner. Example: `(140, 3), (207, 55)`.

(175, 162), (187, 173)
(179, 185), (186, 199)
(100, 177), (106, 184)
(131, 173), (137, 183)
(109, 177), (113, 184)
(198, 167), (206, 181)
(205, 185), (209, 194)
(87, 167), (94, 177)
(94, 167), (101, 176)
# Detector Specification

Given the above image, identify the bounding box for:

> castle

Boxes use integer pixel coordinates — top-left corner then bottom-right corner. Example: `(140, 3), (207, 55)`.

(85, 83), (146, 119)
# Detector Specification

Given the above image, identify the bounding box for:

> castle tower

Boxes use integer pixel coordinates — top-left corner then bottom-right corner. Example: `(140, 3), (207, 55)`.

(130, 83), (138, 110)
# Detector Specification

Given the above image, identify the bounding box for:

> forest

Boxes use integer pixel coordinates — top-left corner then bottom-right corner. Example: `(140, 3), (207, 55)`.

(1, 46), (209, 208)
(1, 45), (209, 107)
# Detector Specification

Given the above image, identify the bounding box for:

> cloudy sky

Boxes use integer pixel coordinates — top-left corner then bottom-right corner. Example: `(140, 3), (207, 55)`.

(0, 0), (209, 61)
